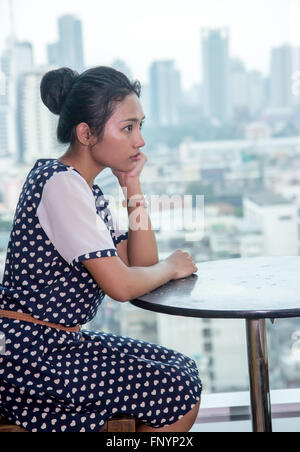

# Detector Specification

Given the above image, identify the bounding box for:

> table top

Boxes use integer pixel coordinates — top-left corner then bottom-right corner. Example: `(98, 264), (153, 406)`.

(130, 256), (300, 319)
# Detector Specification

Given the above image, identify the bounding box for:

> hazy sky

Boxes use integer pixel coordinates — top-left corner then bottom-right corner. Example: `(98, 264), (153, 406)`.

(0, 0), (298, 90)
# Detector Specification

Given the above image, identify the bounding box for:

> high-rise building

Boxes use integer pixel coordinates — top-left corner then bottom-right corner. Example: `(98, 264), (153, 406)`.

(247, 70), (266, 117)
(201, 28), (231, 123)
(149, 60), (181, 126)
(47, 15), (85, 72)
(0, 39), (34, 161)
(47, 43), (60, 67)
(230, 59), (248, 114)
(19, 66), (61, 165)
(269, 44), (300, 112)
(230, 60), (266, 118)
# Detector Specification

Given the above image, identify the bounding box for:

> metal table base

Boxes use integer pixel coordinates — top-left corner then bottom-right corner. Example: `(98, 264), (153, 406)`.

(246, 319), (272, 432)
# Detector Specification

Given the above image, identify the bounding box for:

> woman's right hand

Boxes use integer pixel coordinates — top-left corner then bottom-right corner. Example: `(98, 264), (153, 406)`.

(165, 249), (198, 280)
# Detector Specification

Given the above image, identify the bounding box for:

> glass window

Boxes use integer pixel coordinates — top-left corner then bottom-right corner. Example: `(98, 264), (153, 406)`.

(0, 0), (299, 401)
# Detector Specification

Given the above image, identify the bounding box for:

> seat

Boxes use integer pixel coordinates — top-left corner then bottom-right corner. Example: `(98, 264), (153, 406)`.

(0, 414), (136, 432)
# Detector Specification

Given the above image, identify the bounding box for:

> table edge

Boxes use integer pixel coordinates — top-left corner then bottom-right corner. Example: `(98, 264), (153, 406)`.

(129, 299), (300, 320)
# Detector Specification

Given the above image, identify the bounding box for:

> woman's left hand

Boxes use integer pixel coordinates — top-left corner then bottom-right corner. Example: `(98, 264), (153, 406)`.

(111, 152), (147, 186)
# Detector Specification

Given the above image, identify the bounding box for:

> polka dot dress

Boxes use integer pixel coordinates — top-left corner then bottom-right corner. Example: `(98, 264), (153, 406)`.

(0, 159), (202, 432)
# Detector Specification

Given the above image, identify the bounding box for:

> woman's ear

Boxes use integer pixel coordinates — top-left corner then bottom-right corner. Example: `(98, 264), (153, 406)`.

(75, 122), (92, 145)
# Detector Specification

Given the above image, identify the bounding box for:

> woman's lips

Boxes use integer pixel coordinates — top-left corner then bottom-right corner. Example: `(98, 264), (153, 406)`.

(130, 153), (141, 160)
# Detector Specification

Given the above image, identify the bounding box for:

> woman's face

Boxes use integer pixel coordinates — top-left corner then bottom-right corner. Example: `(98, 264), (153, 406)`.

(90, 93), (146, 172)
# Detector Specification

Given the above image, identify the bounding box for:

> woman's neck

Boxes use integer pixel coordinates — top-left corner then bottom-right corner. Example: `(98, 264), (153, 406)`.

(58, 147), (105, 190)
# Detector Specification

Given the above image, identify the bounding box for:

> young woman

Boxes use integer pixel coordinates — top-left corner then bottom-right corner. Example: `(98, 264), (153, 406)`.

(0, 66), (202, 432)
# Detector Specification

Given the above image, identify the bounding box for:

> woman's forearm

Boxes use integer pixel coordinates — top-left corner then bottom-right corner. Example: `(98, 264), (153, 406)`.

(127, 211), (159, 267)
(83, 255), (174, 303)
(125, 260), (174, 301)
(124, 178), (159, 267)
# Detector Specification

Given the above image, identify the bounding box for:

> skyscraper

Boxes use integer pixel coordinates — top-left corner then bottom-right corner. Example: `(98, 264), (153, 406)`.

(0, 39), (34, 161)
(269, 44), (300, 112)
(230, 59), (248, 114)
(47, 43), (60, 67)
(47, 15), (85, 72)
(230, 59), (266, 118)
(201, 28), (231, 123)
(247, 70), (266, 117)
(149, 60), (181, 126)
(20, 67), (60, 164)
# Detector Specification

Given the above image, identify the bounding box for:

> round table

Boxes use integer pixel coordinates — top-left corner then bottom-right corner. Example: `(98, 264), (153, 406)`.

(129, 256), (300, 433)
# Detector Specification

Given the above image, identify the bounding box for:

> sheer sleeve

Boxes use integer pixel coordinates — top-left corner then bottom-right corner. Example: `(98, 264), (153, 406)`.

(36, 171), (118, 266)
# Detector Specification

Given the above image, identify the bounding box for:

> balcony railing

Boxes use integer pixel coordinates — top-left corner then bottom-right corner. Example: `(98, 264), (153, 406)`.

(191, 388), (300, 432)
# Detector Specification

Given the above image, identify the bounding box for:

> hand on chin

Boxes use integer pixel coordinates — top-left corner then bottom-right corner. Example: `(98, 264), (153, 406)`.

(111, 152), (147, 183)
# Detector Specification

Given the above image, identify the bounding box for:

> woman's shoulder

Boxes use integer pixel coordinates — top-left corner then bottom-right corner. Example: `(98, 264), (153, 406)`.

(28, 158), (89, 188)
(26, 158), (68, 184)
(30, 159), (98, 205)
(31, 158), (67, 176)
(20, 158), (91, 206)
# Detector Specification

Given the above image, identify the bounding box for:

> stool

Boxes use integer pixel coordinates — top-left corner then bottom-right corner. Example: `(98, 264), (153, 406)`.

(0, 414), (136, 432)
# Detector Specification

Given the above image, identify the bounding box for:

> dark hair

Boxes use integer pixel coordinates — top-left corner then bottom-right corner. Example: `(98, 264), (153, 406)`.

(40, 66), (141, 144)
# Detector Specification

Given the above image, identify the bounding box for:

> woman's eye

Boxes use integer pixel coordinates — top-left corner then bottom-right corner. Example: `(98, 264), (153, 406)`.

(124, 121), (144, 132)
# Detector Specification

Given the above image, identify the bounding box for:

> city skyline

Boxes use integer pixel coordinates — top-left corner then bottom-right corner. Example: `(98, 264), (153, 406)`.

(1, 21), (299, 161)
(0, 0), (296, 90)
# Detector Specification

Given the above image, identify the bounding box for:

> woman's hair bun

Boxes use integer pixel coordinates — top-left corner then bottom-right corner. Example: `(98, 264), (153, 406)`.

(40, 67), (79, 115)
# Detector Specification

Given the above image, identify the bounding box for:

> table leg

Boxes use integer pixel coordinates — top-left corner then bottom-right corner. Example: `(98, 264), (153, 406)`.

(245, 319), (272, 432)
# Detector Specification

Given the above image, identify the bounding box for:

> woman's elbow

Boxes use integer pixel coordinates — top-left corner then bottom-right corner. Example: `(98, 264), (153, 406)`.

(106, 284), (134, 303)
(107, 289), (130, 303)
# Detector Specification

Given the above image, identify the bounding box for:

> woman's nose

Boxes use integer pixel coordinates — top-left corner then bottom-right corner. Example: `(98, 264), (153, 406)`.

(139, 136), (146, 148)
(134, 132), (146, 148)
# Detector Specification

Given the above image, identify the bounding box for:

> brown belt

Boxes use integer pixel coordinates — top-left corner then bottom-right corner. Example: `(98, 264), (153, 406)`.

(0, 309), (81, 333)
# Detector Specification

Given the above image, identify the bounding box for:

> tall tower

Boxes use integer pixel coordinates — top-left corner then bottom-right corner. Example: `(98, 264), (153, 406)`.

(269, 44), (300, 111)
(201, 28), (231, 123)
(47, 15), (85, 72)
(4, 42), (34, 161)
(20, 67), (59, 164)
(58, 15), (85, 72)
(149, 60), (181, 126)
(0, 0), (33, 161)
